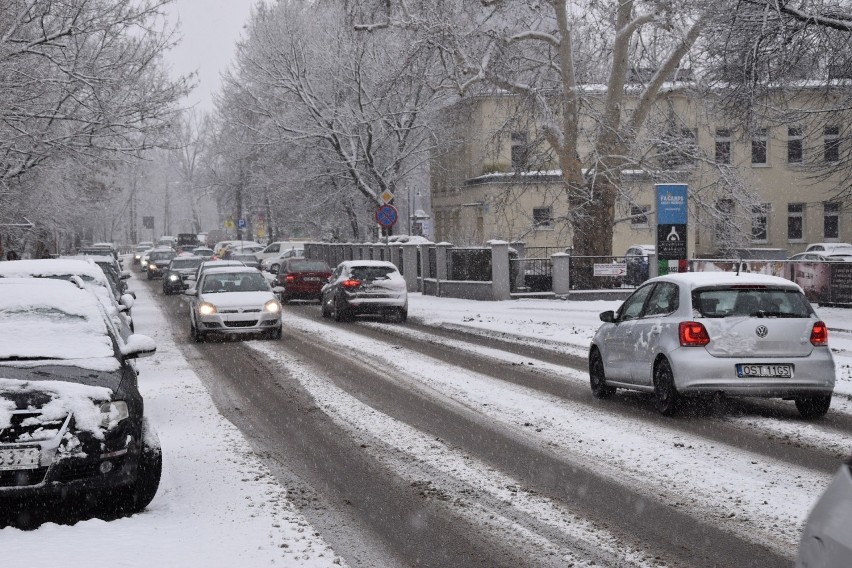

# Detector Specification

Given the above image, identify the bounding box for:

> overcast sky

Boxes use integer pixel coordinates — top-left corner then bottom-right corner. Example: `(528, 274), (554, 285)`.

(162, 0), (259, 112)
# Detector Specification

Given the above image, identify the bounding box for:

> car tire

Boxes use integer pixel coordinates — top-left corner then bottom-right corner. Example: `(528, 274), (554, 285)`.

(396, 307), (407, 323)
(146, 271), (152, 280)
(280, 293), (290, 305)
(268, 326), (283, 340)
(333, 296), (349, 322)
(653, 358), (679, 416)
(191, 320), (205, 343)
(589, 348), (616, 398)
(321, 296), (330, 318)
(795, 393), (831, 419)
(106, 420), (162, 516)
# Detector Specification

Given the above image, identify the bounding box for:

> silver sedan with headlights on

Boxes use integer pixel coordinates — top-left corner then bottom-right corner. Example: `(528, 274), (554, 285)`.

(185, 267), (282, 341)
(588, 272), (835, 417)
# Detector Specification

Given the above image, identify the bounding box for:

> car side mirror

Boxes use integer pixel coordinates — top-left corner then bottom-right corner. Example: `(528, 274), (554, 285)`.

(120, 293), (135, 310)
(599, 310), (615, 323)
(184, 288), (197, 297)
(121, 334), (156, 359)
(121, 271), (131, 280)
(272, 286), (286, 294)
(187, 274), (197, 281)
(269, 265), (279, 275)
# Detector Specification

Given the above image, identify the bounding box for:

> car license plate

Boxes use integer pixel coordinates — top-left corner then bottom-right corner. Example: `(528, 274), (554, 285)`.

(0, 447), (40, 471)
(304, 276), (320, 281)
(736, 364), (793, 378)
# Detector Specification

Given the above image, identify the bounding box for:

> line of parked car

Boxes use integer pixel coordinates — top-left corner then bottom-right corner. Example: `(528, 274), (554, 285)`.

(0, 251), (161, 521)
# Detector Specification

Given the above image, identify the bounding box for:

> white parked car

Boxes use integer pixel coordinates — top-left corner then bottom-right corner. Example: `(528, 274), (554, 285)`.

(805, 242), (852, 255)
(321, 260), (408, 322)
(589, 272), (835, 417)
(186, 266), (282, 341)
(260, 248), (305, 273)
(255, 241), (309, 263)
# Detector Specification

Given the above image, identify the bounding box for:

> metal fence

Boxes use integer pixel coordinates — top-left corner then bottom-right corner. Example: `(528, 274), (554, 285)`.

(511, 256), (552, 292)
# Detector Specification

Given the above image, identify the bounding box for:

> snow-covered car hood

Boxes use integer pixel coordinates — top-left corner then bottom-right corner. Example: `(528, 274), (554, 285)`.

(0, 377), (115, 440)
(198, 291), (276, 309)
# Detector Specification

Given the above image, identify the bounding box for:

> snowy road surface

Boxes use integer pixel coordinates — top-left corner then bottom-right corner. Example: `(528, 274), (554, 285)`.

(4, 268), (851, 567)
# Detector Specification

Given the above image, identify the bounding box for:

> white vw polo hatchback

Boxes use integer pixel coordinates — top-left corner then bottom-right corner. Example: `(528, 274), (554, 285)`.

(589, 272), (835, 417)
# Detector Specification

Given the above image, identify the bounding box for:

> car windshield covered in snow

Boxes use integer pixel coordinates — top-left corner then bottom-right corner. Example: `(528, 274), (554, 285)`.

(201, 272), (269, 293)
(692, 286), (814, 318)
(0, 284), (116, 364)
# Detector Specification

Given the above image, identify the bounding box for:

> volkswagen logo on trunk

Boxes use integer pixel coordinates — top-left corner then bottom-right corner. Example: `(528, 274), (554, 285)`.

(755, 325), (768, 338)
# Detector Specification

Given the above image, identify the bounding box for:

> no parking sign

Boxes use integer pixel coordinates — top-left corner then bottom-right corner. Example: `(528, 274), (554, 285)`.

(375, 204), (398, 228)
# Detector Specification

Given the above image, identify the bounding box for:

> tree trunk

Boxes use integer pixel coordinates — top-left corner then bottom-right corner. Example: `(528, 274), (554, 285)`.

(571, 178), (617, 258)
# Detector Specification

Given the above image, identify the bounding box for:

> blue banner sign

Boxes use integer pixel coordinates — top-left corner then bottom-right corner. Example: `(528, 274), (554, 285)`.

(656, 184), (688, 225)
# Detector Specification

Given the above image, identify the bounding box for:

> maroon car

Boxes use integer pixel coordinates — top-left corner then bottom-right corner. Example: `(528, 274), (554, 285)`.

(276, 259), (332, 303)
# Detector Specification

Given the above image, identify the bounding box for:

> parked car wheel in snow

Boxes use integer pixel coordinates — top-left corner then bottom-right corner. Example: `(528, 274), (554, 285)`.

(103, 422), (162, 515)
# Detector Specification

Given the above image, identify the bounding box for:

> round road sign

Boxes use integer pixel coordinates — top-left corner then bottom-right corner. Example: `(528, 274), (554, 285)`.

(375, 204), (399, 228)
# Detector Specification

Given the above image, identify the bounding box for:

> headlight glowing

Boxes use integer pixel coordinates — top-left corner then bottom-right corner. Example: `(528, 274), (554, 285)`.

(198, 302), (217, 316)
(100, 401), (129, 429)
(169, 274), (179, 281)
(264, 299), (281, 314)
(149, 263), (158, 270)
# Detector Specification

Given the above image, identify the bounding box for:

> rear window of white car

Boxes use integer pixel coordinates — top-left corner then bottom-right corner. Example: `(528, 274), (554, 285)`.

(692, 286), (813, 318)
(350, 266), (397, 281)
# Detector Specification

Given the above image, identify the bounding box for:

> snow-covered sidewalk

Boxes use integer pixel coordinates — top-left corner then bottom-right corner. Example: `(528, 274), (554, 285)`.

(1, 279), (343, 568)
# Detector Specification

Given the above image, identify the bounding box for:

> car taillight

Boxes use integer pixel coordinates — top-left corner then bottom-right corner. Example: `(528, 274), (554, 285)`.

(810, 321), (828, 346)
(679, 321), (710, 347)
(285, 274), (295, 282)
(342, 279), (361, 289)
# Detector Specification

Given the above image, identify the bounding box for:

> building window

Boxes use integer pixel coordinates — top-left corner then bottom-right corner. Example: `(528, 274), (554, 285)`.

(630, 205), (650, 227)
(752, 203), (769, 242)
(660, 128), (696, 168)
(533, 206), (553, 229)
(511, 132), (529, 171)
(824, 202), (840, 239)
(788, 127), (803, 163)
(714, 199), (734, 243)
(751, 128), (767, 165)
(787, 203), (804, 241)
(715, 128), (731, 164)
(824, 126), (840, 163)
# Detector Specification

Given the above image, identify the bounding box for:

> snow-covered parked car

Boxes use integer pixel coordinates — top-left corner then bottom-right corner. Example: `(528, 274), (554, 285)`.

(0, 258), (135, 339)
(589, 272), (835, 417)
(321, 260), (408, 322)
(0, 278), (160, 516)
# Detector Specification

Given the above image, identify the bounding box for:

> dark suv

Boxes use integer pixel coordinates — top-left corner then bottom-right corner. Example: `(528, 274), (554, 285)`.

(145, 250), (176, 280)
